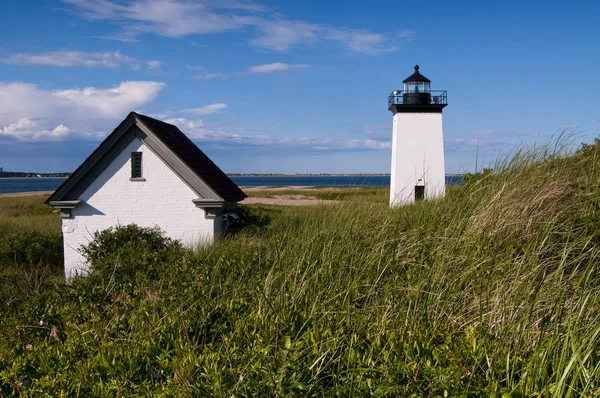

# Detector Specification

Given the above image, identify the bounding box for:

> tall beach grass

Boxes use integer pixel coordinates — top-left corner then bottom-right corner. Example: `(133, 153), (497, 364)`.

(2, 139), (600, 395)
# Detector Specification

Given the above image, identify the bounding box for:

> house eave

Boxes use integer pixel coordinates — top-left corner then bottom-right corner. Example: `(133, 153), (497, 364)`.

(47, 200), (81, 219)
(192, 199), (238, 219)
(192, 199), (240, 207)
(47, 200), (82, 209)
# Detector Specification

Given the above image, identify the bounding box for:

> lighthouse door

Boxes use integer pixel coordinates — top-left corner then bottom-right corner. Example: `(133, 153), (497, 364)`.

(415, 185), (425, 201)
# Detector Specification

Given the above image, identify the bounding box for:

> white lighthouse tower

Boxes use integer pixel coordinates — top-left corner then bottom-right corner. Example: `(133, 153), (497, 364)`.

(388, 65), (448, 207)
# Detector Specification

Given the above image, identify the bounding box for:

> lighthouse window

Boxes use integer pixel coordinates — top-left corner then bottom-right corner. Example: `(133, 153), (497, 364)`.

(404, 82), (429, 93)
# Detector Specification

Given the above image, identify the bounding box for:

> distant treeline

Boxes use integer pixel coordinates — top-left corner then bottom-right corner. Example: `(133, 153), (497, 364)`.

(0, 172), (71, 178)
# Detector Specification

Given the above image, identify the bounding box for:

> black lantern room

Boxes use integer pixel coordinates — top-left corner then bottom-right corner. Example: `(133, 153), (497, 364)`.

(388, 65), (447, 113)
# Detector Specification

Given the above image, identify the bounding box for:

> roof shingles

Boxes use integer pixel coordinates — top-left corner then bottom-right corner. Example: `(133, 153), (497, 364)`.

(134, 113), (246, 202)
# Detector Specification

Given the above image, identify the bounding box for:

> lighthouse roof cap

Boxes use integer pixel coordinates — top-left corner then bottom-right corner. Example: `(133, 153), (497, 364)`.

(403, 64), (431, 83)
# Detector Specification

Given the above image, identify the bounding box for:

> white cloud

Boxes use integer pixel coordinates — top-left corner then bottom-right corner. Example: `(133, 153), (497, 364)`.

(180, 103), (227, 115)
(61, 0), (248, 36)
(186, 64), (208, 72)
(248, 19), (402, 54)
(186, 65), (228, 79)
(209, 0), (267, 12)
(398, 29), (416, 42)
(92, 34), (141, 43)
(325, 28), (398, 55)
(163, 117), (271, 142)
(246, 62), (310, 74)
(0, 119), (72, 141)
(147, 60), (162, 72)
(0, 81), (165, 141)
(341, 139), (391, 150)
(163, 117), (391, 152)
(193, 73), (228, 79)
(0, 50), (140, 69)
(164, 118), (205, 129)
(61, 0), (408, 55)
(188, 62), (312, 79)
(53, 81), (165, 116)
(249, 19), (319, 51)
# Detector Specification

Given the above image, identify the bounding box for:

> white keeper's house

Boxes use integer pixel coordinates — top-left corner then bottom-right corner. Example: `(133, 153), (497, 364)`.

(46, 112), (246, 278)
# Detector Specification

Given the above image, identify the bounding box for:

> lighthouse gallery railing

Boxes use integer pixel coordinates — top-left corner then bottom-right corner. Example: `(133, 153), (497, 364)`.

(388, 90), (447, 107)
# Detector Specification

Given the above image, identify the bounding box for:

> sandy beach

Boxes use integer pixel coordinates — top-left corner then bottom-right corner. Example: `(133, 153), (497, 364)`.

(0, 190), (55, 198)
(0, 187), (341, 206)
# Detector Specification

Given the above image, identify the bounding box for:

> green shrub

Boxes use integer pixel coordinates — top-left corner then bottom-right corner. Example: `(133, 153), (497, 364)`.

(462, 167), (493, 186)
(0, 231), (62, 270)
(0, 231), (63, 315)
(576, 137), (600, 157)
(80, 224), (183, 282)
(224, 205), (271, 235)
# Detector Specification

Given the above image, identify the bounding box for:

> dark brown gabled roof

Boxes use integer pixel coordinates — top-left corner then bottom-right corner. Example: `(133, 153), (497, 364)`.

(46, 112), (246, 205)
(133, 113), (246, 202)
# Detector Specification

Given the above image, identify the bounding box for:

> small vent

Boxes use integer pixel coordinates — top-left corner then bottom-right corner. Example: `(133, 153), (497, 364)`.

(131, 152), (142, 178)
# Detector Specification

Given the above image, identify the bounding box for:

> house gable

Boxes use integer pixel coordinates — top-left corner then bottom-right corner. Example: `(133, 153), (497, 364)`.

(47, 115), (137, 206)
(46, 112), (245, 212)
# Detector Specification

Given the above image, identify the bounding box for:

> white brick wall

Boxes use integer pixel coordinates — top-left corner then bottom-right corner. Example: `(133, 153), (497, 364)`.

(390, 112), (446, 206)
(62, 138), (218, 277)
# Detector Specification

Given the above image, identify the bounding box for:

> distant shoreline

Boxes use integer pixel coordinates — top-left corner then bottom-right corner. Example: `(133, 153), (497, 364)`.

(0, 186), (356, 198)
(0, 175), (465, 197)
(0, 177), (68, 179)
(0, 174), (465, 178)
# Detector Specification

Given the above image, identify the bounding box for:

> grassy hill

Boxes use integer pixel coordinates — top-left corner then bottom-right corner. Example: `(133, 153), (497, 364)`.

(2, 142), (600, 396)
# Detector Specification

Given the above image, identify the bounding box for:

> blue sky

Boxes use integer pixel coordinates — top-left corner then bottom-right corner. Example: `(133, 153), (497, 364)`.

(0, 0), (598, 174)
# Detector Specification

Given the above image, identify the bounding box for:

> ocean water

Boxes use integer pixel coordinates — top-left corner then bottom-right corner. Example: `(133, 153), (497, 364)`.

(0, 175), (464, 195)
(0, 178), (68, 195)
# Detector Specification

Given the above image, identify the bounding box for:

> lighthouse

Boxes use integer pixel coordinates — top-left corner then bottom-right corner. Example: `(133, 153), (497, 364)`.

(388, 65), (448, 207)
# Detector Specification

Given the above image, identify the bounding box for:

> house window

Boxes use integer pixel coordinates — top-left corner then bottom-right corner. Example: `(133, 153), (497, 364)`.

(131, 152), (144, 180)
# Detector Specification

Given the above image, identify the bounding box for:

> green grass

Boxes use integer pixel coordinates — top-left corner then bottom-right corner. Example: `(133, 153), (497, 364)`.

(3, 142), (600, 395)
(0, 195), (63, 319)
(0, 195), (60, 235)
